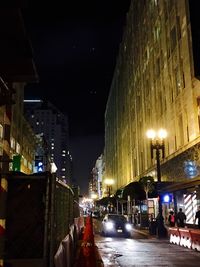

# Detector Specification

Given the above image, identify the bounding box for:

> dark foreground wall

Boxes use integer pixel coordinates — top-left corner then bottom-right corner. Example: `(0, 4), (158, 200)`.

(4, 172), (76, 267)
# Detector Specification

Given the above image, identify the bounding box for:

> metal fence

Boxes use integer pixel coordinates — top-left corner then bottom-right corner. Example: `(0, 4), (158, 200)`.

(4, 171), (77, 267)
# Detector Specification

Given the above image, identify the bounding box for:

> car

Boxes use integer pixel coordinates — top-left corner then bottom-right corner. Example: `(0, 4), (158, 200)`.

(101, 213), (132, 237)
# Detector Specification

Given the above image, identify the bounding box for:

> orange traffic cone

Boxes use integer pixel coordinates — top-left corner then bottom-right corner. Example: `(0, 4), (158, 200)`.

(82, 215), (95, 247)
(74, 215), (97, 267)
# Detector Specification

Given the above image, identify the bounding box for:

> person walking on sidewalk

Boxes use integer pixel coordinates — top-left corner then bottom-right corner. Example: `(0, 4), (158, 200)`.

(168, 210), (175, 227)
(195, 206), (200, 229)
(176, 208), (186, 227)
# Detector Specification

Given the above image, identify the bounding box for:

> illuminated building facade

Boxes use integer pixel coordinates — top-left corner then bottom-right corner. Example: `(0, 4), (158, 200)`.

(90, 154), (104, 199)
(104, 0), (200, 221)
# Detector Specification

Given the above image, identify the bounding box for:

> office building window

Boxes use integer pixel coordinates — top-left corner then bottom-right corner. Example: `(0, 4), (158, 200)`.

(10, 137), (15, 149)
(174, 67), (182, 95)
(170, 26), (177, 52)
(0, 124), (3, 139)
(16, 142), (20, 154)
(197, 97), (200, 131)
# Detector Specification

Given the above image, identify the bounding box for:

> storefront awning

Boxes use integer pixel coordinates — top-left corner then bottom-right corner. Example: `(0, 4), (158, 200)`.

(161, 177), (200, 192)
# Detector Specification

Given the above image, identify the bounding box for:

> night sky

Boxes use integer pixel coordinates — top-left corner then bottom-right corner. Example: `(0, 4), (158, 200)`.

(22, 1), (131, 194)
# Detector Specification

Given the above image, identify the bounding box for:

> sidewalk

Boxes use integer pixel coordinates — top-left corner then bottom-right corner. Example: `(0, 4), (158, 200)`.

(132, 226), (150, 237)
(132, 224), (171, 238)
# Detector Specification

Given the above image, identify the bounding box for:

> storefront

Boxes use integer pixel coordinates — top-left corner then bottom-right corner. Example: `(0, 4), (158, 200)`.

(161, 177), (200, 226)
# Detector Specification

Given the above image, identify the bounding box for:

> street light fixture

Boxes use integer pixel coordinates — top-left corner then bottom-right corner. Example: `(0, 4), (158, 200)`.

(146, 128), (167, 238)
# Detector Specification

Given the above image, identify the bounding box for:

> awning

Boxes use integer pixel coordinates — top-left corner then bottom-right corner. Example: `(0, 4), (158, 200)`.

(160, 177), (200, 192)
(122, 182), (146, 200)
(95, 196), (116, 206)
(122, 181), (176, 200)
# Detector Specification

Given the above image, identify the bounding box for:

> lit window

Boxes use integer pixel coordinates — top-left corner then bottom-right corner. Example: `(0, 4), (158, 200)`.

(28, 162), (32, 170)
(16, 142), (20, 153)
(10, 137), (15, 149)
(36, 121), (39, 125)
(0, 124), (3, 139)
(24, 158), (27, 167)
(62, 168), (66, 171)
(62, 150), (66, 153)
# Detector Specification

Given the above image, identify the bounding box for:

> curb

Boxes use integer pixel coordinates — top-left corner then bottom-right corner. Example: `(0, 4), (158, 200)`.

(132, 228), (151, 237)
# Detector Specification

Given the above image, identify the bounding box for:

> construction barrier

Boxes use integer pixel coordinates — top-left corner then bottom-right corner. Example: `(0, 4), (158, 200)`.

(54, 215), (104, 267)
(179, 228), (192, 249)
(190, 229), (200, 251)
(54, 216), (92, 267)
(168, 227), (200, 252)
(168, 227), (180, 245)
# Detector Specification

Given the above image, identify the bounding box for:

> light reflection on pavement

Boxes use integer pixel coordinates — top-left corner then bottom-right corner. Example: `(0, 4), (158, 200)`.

(95, 234), (200, 267)
(96, 237), (121, 267)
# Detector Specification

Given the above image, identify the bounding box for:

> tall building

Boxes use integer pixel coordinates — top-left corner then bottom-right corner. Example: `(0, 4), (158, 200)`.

(90, 154), (104, 199)
(104, 0), (200, 220)
(24, 100), (73, 184)
(0, 8), (38, 266)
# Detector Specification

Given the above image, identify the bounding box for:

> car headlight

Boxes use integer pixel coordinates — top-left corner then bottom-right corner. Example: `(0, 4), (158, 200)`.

(105, 221), (114, 230)
(125, 223), (132, 231)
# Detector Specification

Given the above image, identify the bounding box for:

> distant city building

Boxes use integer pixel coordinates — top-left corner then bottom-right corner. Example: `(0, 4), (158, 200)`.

(89, 154), (104, 199)
(24, 100), (73, 184)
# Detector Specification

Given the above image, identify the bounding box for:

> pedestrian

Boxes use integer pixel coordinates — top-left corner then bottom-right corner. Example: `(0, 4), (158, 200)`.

(195, 206), (200, 229)
(176, 208), (186, 227)
(168, 210), (175, 227)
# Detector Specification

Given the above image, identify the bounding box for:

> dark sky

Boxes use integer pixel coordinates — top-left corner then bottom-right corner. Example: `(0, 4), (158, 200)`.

(22, 1), (131, 194)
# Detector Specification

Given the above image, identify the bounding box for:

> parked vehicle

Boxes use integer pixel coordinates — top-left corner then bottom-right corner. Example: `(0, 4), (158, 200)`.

(101, 214), (132, 237)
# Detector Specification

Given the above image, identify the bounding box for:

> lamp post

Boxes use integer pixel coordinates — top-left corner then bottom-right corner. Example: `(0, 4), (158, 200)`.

(146, 129), (167, 238)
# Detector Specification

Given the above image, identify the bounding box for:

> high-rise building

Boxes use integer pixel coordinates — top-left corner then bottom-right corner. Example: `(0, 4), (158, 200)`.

(90, 154), (104, 199)
(0, 8), (38, 266)
(24, 100), (73, 184)
(104, 0), (200, 215)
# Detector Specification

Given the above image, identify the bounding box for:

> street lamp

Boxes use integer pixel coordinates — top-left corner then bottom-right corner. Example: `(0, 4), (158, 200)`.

(146, 128), (167, 238)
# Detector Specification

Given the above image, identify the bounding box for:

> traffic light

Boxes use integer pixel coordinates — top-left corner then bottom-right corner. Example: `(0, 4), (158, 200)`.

(12, 155), (21, 171)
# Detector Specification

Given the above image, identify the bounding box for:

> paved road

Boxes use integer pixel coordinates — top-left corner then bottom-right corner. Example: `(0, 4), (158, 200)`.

(95, 232), (200, 267)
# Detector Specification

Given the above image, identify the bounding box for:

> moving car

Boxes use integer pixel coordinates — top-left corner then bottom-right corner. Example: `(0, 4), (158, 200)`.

(101, 214), (132, 237)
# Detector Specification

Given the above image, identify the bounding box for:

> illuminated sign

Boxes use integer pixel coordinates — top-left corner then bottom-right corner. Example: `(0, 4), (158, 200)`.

(162, 193), (173, 203)
(37, 162), (43, 172)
